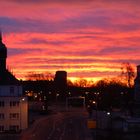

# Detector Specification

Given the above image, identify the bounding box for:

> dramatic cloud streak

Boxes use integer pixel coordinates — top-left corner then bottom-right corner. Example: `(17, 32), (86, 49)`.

(0, 0), (140, 81)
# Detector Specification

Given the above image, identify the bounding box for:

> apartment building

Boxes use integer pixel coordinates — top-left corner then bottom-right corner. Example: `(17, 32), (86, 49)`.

(0, 96), (28, 132)
(0, 31), (28, 132)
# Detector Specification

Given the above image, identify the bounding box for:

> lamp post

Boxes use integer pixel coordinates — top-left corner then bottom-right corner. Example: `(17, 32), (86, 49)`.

(94, 92), (99, 140)
(20, 97), (25, 131)
(19, 98), (22, 131)
(56, 93), (59, 102)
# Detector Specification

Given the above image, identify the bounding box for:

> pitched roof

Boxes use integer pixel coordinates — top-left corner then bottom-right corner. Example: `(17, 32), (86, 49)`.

(0, 69), (19, 85)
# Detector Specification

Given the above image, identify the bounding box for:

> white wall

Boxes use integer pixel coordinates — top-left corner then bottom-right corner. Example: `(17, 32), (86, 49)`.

(0, 96), (28, 131)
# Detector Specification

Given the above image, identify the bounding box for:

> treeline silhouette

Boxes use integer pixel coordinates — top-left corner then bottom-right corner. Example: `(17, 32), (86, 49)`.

(22, 75), (134, 111)
(21, 62), (135, 111)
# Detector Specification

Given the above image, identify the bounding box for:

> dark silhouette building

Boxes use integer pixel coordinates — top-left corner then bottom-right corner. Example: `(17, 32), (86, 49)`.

(54, 71), (67, 86)
(0, 31), (7, 70)
(54, 71), (67, 100)
(0, 31), (19, 85)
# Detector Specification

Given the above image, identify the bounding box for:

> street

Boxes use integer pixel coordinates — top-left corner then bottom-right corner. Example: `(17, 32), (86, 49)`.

(21, 108), (91, 140)
(0, 106), (92, 140)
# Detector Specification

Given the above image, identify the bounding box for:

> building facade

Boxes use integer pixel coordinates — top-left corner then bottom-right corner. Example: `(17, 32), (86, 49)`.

(0, 96), (28, 132)
(0, 31), (28, 133)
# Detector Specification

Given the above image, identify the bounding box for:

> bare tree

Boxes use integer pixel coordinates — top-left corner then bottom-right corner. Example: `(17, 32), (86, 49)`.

(121, 62), (135, 87)
(73, 78), (93, 87)
(67, 79), (74, 86)
(26, 72), (54, 81)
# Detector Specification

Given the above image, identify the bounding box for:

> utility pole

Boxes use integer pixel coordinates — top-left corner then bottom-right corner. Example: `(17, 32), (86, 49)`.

(94, 92), (99, 140)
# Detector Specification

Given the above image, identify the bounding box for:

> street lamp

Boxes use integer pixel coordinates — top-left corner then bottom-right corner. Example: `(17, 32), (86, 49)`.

(68, 92), (71, 96)
(107, 112), (111, 115)
(21, 98), (25, 101)
(92, 101), (96, 104)
(94, 92), (100, 140)
(56, 93), (59, 102)
(19, 97), (25, 131)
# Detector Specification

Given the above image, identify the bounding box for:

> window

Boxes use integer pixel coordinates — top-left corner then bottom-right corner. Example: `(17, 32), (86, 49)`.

(9, 113), (19, 119)
(10, 101), (19, 107)
(0, 113), (4, 119)
(0, 101), (4, 107)
(10, 87), (14, 94)
(9, 125), (19, 131)
(0, 125), (4, 132)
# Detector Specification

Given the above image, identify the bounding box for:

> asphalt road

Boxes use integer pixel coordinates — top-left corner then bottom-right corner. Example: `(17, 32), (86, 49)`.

(20, 108), (91, 140)
(0, 106), (92, 140)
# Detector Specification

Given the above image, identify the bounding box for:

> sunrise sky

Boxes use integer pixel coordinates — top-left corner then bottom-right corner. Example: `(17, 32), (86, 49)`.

(0, 0), (140, 81)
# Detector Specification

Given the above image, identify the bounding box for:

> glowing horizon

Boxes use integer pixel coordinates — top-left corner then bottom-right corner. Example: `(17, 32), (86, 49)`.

(0, 0), (140, 81)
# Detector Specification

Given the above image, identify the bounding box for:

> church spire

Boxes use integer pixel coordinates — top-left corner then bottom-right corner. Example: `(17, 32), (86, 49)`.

(0, 30), (7, 71)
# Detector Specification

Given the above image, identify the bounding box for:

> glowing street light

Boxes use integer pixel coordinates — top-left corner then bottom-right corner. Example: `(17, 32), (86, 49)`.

(21, 97), (25, 101)
(92, 101), (96, 104)
(56, 93), (59, 97)
(107, 112), (111, 115)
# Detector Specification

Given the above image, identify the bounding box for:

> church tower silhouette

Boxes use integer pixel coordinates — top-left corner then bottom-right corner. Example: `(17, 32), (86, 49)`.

(0, 31), (7, 71)
(0, 31), (19, 85)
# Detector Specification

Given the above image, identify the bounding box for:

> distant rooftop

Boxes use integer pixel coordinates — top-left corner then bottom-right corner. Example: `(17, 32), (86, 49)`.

(0, 69), (19, 85)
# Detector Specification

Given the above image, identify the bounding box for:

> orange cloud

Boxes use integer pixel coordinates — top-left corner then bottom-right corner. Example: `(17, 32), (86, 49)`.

(0, 0), (140, 81)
